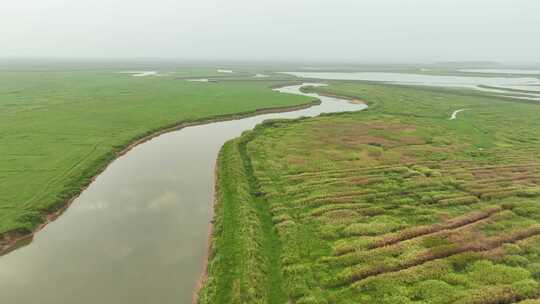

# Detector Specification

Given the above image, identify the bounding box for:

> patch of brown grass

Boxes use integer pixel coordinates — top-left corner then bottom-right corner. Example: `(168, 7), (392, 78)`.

(368, 207), (502, 250)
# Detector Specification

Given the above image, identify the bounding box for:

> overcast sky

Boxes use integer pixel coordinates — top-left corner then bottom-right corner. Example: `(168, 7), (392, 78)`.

(1, 0), (539, 64)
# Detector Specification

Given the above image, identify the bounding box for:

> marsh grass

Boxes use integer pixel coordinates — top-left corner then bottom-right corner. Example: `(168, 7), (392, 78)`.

(202, 82), (540, 303)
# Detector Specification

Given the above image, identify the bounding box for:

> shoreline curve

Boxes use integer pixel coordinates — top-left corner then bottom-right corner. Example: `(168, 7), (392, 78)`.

(0, 86), (320, 257)
(191, 84), (366, 303)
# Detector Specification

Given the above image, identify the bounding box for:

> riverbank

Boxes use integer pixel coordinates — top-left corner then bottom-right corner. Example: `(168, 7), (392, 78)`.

(196, 131), (281, 303)
(0, 98), (320, 257)
(1, 74), (316, 244)
(195, 85), (367, 304)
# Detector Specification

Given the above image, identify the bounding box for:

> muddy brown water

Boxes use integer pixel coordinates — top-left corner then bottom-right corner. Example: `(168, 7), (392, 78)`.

(0, 84), (366, 304)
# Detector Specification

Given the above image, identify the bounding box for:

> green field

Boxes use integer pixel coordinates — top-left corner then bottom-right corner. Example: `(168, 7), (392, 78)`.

(199, 82), (540, 303)
(0, 70), (313, 238)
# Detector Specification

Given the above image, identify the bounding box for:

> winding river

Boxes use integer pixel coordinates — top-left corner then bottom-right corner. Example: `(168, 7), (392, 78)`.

(0, 84), (366, 304)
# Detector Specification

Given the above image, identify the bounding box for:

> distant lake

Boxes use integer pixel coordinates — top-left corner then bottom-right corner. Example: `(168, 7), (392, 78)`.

(282, 72), (540, 100)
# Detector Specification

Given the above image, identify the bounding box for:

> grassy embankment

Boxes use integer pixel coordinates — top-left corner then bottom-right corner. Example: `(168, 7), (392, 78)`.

(200, 82), (540, 303)
(0, 70), (313, 248)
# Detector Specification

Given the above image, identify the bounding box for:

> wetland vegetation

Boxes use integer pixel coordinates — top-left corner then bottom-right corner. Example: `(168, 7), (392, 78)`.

(199, 81), (540, 303)
(3, 64), (540, 304)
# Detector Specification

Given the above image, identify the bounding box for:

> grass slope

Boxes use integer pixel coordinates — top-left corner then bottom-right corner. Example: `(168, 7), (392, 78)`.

(202, 82), (540, 303)
(0, 70), (312, 238)
(198, 135), (285, 304)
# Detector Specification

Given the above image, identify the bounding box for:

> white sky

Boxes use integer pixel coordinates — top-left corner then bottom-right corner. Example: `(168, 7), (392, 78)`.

(1, 0), (539, 63)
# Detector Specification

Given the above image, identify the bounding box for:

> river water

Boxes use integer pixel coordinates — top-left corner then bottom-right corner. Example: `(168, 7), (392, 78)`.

(0, 84), (365, 304)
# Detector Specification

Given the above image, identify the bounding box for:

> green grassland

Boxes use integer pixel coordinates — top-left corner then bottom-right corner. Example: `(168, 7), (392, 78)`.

(0, 70), (313, 238)
(199, 82), (540, 303)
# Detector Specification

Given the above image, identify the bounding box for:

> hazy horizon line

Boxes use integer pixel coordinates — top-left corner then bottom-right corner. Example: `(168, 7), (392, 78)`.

(1, 57), (540, 68)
